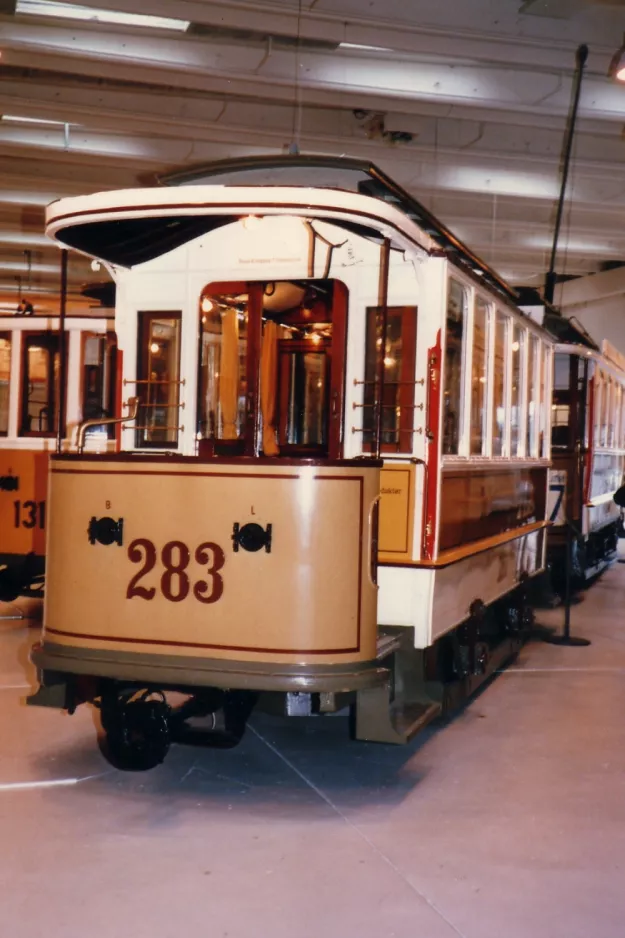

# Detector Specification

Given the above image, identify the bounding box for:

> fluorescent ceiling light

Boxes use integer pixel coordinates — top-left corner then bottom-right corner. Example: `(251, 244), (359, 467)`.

(1, 114), (77, 126)
(16, 0), (190, 31)
(339, 42), (394, 52)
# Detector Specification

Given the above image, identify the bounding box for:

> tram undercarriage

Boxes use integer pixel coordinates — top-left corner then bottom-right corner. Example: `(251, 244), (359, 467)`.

(29, 585), (532, 770)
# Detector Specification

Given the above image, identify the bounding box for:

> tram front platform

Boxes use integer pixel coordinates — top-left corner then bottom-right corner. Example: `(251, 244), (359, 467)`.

(0, 569), (624, 938)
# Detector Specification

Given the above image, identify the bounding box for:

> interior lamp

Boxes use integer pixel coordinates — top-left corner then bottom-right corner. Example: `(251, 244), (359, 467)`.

(609, 35), (625, 81)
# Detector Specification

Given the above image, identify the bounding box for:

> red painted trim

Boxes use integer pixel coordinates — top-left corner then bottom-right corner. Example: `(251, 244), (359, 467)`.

(423, 330), (442, 560)
(44, 626), (360, 656)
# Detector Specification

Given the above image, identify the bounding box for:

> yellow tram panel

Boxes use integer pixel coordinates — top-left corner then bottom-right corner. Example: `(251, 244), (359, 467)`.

(0, 450), (49, 558)
(377, 462), (416, 562)
(44, 459), (380, 666)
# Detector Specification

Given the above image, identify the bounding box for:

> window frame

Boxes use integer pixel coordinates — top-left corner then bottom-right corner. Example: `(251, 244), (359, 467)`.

(0, 330), (11, 438)
(18, 331), (65, 439)
(135, 310), (183, 450)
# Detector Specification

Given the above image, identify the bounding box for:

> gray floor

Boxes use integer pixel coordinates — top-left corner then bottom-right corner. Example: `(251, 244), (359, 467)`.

(1, 570), (625, 938)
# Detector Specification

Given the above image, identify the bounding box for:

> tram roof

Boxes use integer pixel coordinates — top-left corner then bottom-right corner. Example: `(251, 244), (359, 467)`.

(46, 155), (517, 304)
(161, 156), (518, 303)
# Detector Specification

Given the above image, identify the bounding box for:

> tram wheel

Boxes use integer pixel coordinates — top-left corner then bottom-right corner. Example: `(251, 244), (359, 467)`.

(100, 691), (171, 771)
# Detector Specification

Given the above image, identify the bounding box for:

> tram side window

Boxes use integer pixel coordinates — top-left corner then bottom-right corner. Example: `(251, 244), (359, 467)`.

(615, 384), (622, 449)
(136, 313), (181, 448)
(19, 333), (61, 436)
(551, 352), (570, 449)
(443, 279), (467, 455)
(492, 311), (508, 456)
(82, 333), (118, 440)
(540, 344), (552, 457)
(0, 333), (10, 436)
(470, 296), (489, 455)
(527, 334), (538, 457)
(510, 324), (525, 456)
(363, 306), (417, 453)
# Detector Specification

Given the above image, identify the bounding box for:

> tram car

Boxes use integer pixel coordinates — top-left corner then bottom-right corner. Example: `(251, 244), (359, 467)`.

(28, 156), (554, 769)
(0, 305), (117, 603)
(547, 334), (625, 582)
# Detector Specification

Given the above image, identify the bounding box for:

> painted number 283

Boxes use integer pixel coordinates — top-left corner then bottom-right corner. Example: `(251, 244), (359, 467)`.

(126, 538), (225, 604)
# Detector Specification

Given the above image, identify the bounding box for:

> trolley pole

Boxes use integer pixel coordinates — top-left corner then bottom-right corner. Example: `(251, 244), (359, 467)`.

(544, 44), (588, 306)
(56, 248), (68, 455)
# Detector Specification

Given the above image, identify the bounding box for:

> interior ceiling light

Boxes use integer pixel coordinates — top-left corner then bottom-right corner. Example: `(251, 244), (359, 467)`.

(16, 0), (190, 31)
(609, 34), (625, 82)
(339, 42), (394, 52)
(1, 114), (78, 126)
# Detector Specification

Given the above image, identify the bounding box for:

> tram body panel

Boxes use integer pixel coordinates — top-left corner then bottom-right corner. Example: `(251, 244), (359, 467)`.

(0, 450), (49, 593)
(44, 458), (379, 667)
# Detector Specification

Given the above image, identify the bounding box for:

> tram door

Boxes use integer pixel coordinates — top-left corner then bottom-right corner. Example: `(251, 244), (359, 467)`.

(197, 280), (347, 459)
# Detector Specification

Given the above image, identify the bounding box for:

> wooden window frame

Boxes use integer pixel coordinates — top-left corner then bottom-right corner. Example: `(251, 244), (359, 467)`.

(197, 279), (347, 460)
(363, 305), (418, 455)
(0, 330), (11, 438)
(18, 331), (66, 439)
(135, 311), (182, 450)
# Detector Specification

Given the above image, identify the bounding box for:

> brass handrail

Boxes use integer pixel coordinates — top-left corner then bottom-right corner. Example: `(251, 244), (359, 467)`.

(76, 396), (139, 454)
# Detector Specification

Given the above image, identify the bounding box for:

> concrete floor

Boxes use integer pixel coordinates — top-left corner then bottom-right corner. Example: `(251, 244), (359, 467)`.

(1, 571), (625, 938)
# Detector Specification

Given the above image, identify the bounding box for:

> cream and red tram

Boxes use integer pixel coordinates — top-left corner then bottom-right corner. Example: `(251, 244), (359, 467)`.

(29, 157), (554, 768)
(0, 304), (116, 604)
(548, 338), (625, 582)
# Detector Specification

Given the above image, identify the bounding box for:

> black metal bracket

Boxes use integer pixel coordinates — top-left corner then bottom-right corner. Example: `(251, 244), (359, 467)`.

(0, 475), (19, 492)
(88, 516), (124, 547)
(232, 522), (272, 554)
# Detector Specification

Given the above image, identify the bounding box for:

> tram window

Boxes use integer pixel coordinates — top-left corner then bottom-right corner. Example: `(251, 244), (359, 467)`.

(19, 333), (62, 437)
(551, 352), (570, 448)
(615, 384), (622, 449)
(470, 296), (489, 455)
(198, 290), (250, 452)
(363, 306), (417, 453)
(527, 334), (538, 456)
(136, 313), (181, 448)
(198, 280), (345, 459)
(510, 324), (524, 456)
(540, 344), (551, 457)
(443, 279), (467, 455)
(0, 333), (10, 436)
(492, 311), (508, 456)
(272, 286), (336, 456)
(81, 333), (117, 440)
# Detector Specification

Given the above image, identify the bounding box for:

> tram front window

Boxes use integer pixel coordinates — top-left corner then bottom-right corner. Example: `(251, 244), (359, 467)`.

(136, 313), (181, 448)
(19, 333), (61, 436)
(198, 280), (345, 458)
(0, 333), (10, 435)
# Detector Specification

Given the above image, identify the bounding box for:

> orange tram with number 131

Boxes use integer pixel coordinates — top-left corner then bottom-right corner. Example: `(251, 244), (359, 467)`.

(0, 303), (116, 604)
(28, 157), (554, 769)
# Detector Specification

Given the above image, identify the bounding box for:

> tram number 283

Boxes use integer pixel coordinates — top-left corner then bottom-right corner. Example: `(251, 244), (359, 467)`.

(126, 538), (226, 604)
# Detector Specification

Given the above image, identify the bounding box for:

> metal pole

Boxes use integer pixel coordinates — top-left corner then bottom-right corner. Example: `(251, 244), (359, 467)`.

(544, 44), (588, 305)
(374, 238), (391, 460)
(56, 249), (68, 455)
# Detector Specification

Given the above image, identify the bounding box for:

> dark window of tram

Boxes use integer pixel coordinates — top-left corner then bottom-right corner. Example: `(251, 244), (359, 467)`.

(0, 333), (10, 436)
(81, 333), (118, 440)
(19, 333), (62, 437)
(136, 313), (181, 448)
(443, 279), (467, 455)
(551, 353), (584, 449)
(363, 307), (417, 452)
